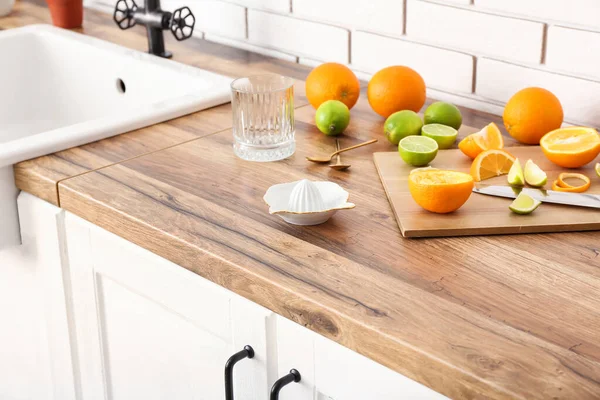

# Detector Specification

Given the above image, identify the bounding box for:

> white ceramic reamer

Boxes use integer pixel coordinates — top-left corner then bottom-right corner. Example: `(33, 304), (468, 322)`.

(264, 179), (355, 225)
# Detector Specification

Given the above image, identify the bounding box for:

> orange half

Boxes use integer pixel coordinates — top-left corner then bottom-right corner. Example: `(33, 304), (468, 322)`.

(408, 170), (474, 214)
(540, 127), (600, 168)
(459, 122), (504, 159)
(470, 149), (516, 182)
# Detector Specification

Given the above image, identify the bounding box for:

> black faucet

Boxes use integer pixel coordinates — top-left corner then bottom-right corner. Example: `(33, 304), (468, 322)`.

(113, 0), (195, 58)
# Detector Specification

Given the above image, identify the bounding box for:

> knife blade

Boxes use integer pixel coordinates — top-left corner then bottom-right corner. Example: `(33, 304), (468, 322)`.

(473, 185), (600, 209)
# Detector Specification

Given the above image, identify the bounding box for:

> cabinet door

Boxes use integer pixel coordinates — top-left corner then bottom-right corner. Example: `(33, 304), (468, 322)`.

(65, 213), (272, 400)
(276, 316), (448, 400)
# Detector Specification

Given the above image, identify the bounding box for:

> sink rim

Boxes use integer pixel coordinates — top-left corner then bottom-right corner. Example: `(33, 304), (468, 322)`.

(0, 24), (232, 168)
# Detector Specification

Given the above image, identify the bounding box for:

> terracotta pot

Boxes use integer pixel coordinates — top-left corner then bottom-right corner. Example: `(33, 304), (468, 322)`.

(46, 0), (83, 29)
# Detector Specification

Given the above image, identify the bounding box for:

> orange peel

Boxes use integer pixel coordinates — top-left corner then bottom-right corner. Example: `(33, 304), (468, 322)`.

(552, 173), (591, 193)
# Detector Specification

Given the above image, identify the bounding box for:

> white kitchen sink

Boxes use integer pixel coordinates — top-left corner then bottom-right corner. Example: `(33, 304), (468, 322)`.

(0, 24), (232, 248)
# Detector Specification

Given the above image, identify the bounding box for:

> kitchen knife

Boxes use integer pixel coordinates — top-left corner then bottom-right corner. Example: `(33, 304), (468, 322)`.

(473, 185), (600, 209)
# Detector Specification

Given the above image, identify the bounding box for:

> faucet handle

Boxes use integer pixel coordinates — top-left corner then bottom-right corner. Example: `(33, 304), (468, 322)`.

(114, 0), (138, 30)
(170, 6), (195, 41)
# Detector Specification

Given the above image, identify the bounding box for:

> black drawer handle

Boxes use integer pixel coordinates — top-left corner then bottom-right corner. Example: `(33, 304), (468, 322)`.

(224, 345), (255, 400)
(270, 369), (301, 400)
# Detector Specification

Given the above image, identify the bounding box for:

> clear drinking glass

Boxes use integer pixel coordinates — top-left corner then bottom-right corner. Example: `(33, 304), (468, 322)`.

(231, 74), (295, 162)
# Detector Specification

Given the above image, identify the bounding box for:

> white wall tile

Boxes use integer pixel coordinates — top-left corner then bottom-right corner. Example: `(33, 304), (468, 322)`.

(477, 58), (600, 126)
(248, 11), (349, 63)
(352, 31), (474, 94)
(546, 26), (600, 81)
(293, 0), (404, 37)
(437, 0), (472, 4)
(231, 0), (290, 13)
(298, 58), (371, 82)
(407, 0), (544, 64)
(164, 0), (247, 39)
(476, 0), (600, 29)
(297, 57), (323, 68)
(204, 34), (298, 62)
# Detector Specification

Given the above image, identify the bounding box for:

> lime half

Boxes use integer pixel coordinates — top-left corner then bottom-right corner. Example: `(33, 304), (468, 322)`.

(509, 192), (541, 215)
(507, 158), (525, 186)
(398, 136), (439, 167)
(421, 124), (458, 149)
(595, 163), (600, 177)
(524, 159), (547, 187)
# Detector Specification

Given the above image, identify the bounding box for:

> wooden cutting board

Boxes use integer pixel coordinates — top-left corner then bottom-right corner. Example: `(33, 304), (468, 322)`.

(374, 146), (600, 238)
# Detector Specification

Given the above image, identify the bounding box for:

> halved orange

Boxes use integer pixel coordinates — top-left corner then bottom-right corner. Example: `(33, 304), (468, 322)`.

(458, 122), (504, 159)
(540, 127), (600, 168)
(470, 149), (516, 182)
(552, 172), (591, 193)
(408, 170), (474, 214)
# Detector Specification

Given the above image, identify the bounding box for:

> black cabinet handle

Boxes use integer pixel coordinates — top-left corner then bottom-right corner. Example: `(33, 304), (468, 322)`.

(224, 345), (255, 400)
(270, 369), (301, 400)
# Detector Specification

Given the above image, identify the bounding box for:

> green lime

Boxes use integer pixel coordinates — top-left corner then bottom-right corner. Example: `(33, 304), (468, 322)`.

(421, 124), (458, 149)
(315, 100), (350, 136)
(595, 163), (600, 177)
(507, 158), (524, 186)
(384, 110), (423, 145)
(524, 159), (547, 187)
(398, 136), (439, 166)
(509, 192), (541, 215)
(424, 102), (462, 130)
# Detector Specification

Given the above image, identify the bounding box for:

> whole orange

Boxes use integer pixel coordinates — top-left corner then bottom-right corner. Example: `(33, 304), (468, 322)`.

(367, 66), (426, 118)
(503, 87), (563, 145)
(305, 63), (360, 109)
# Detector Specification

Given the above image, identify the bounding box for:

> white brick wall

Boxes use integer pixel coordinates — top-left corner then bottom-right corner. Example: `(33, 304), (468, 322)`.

(230, 0), (289, 13)
(476, 0), (599, 29)
(194, 1), (246, 40)
(87, 0), (600, 126)
(352, 31), (474, 94)
(248, 10), (349, 63)
(406, 0), (545, 64)
(546, 26), (600, 81)
(293, 0), (404, 37)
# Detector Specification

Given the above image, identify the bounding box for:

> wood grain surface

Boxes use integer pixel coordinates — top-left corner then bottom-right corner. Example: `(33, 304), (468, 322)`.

(9, 2), (600, 398)
(59, 100), (600, 398)
(5, 0), (311, 205)
(375, 146), (600, 237)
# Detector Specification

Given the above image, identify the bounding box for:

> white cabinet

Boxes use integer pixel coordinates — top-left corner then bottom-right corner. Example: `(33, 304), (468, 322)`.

(4, 198), (445, 400)
(64, 213), (272, 400)
(63, 213), (446, 400)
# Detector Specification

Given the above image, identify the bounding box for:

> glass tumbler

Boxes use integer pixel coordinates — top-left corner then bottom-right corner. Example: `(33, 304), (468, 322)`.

(231, 74), (295, 162)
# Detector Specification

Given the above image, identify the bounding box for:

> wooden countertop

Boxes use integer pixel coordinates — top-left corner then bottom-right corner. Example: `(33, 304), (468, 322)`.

(6, 2), (600, 399)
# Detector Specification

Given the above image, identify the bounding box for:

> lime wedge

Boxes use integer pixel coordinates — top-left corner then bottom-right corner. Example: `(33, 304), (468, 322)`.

(398, 136), (439, 167)
(507, 158), (524, 186)
(421, 124), (458, 149)
(524, 159), (547, 187)
(509, 192), (541, 215)
(595, 163), (600, 177)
